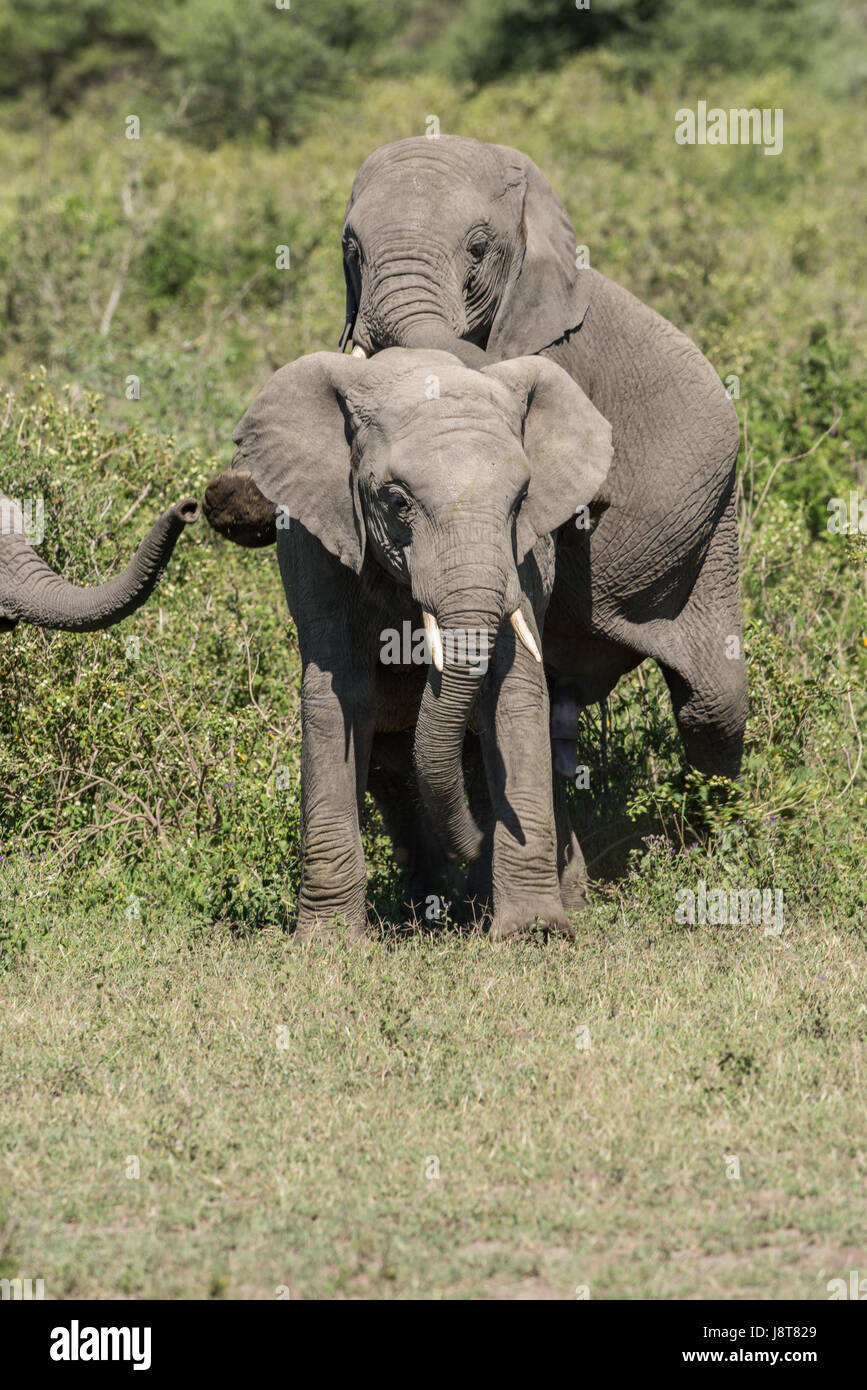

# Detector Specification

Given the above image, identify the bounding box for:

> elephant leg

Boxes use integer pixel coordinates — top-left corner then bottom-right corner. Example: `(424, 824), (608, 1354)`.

(552, 773), (589, 913)
(367, 731), (462, 917)
(475, 607), (572, 941)
(295, 665), (376, 938)
(279, 531), (377, 939)
(657, 499), (748, 779)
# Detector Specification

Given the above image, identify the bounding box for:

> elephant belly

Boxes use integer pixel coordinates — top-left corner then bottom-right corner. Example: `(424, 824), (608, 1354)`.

(543, 609), (641, 703)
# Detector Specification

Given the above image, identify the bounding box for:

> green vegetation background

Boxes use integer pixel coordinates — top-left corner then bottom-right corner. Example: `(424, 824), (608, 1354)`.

(0, 0), (863, 938)
(0, 0), (865, 1300)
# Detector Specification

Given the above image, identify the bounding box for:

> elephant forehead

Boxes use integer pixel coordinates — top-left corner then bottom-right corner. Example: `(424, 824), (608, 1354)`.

(347, 355), (524, 428)
(368, 423), (530, 508)
(352, 185), (504, 237)
(352, 136), (509, 199)
(378, 387), (524, 442)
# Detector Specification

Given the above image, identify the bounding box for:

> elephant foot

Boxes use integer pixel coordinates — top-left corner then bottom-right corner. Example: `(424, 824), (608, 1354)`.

(560, 882), (590, 914)
(294, 908), (368, 942)
(489, 898), (575, 942)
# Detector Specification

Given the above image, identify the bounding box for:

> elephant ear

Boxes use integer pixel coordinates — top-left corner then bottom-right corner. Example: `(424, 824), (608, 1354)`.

(482, 356), (612, 563)
(231, 352), (367, 572)
(338, 246), (359, 351)
(486, 148), (592, 361)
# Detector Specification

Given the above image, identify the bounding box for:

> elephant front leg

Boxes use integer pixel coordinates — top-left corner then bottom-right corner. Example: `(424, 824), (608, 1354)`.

(476, 607), (572, 940)
(296, 667), (375, 940)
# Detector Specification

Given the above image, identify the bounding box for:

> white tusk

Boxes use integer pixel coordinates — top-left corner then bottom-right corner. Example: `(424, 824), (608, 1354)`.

(510, 608), (542, 663)
(351, 345), (367, 358)
(422, 609), (444, 672)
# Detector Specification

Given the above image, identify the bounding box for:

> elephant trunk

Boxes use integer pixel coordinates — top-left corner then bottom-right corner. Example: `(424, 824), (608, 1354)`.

(0, 498), (199, 632)
(414, 638), (488, 863)
(412, 542), (521, 862)
(352, 240), (490, 368)
(399, 323), (491, 369)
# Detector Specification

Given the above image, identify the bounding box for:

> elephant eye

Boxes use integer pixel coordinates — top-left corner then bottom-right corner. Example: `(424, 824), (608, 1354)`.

(385, 488), (412, 518)
(468, 236), (488, 262)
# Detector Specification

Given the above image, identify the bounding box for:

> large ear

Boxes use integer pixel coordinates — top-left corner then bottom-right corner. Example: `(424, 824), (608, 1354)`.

(338, 181), (363, 350)
(482, 356), (612, 562)
(486, 148), (592, 361)
(231, 352), (367, 572)
(338, 249), (358, 351)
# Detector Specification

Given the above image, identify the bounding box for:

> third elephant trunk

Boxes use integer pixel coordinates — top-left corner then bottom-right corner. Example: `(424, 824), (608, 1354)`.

(0, 498), (199, 632)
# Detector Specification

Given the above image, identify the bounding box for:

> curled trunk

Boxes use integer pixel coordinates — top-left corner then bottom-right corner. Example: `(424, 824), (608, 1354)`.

(0, 497), (199, 633)
(397, 323), (490, 369)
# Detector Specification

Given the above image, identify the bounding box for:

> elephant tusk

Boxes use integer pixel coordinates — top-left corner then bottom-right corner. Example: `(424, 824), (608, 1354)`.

(510, 608), (542, 663)
(422, 609), (444, 672)
(351, 345), (367, 359)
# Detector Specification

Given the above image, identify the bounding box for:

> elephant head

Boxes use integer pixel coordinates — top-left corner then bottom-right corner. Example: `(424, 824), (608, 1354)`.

(213, 348), (611, 860)
(202, 137), (592, 546)
(339, 135), (590, 366)
(0, 494), (199, 633)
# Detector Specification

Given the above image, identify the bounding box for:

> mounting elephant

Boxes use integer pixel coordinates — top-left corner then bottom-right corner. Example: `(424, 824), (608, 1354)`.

(206, 347), (612, 938)
(0, 493), (199, 633)
(332, 135), (748, 899)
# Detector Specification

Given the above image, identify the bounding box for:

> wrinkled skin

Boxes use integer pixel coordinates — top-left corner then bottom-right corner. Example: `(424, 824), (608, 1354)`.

(206, 349), (612, 939)
(0, 494), (199, 633)
(338, 136), (747, 906)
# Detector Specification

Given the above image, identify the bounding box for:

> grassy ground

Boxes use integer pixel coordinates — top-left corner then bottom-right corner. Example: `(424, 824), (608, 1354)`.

(3, 906), (865, 1300)
(1, 13), (865, 1300)
(3, 900), (861, 1301)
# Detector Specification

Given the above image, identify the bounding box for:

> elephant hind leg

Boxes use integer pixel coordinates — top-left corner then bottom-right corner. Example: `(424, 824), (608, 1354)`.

(661, 657), (747, 779)
(553, 773), (589, 913)
(657, 500), (748, 779)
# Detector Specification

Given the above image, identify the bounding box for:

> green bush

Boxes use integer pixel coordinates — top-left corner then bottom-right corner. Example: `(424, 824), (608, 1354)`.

(0, 374), (303, 939)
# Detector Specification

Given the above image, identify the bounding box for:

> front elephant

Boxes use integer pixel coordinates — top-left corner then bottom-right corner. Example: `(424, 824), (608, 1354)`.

(207, 348), (611, 939)
(0, 494), (199, 633)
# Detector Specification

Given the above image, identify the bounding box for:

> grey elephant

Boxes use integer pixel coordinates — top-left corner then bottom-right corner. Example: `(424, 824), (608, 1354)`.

(209, 136), (747, 908)
(334, 135), (748, 900)
(208, 347), (612, 938)
(0, 493), (199, 632)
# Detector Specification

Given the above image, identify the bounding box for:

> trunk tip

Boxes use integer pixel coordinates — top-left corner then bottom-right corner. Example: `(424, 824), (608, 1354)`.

(174, 499), (200, 526)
